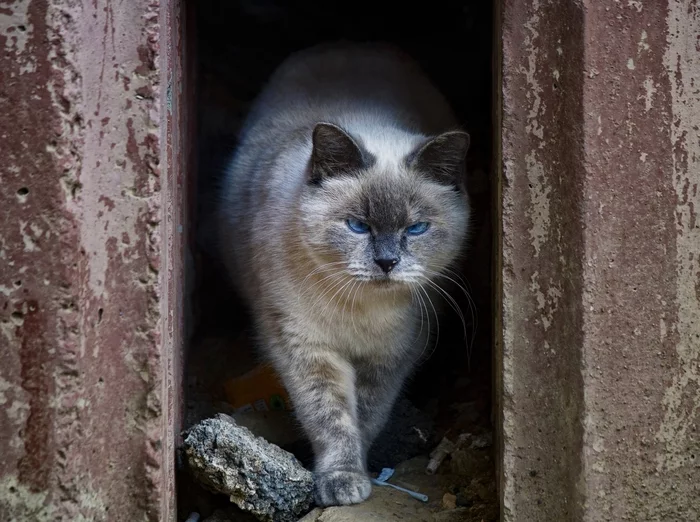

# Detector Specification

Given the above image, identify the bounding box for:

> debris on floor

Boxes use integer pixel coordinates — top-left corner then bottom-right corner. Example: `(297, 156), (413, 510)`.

(368, 398), (434, 471)
(442, 493), (457, 510)
(182, 404), (498, 521)
(181, 299), (498, 522)
(427, 436), (457, 475)
(371, 467), (429, 502)
(297, 454), (497, 522)
(184, 414), (314, 522)
(182, 312), (498, 521)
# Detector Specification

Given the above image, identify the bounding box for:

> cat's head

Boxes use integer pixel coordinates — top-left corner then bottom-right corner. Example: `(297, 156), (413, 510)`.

(299, 122), (470, 290)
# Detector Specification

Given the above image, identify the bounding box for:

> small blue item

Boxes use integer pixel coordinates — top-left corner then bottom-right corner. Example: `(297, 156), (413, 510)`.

(370, 467), (429, 503)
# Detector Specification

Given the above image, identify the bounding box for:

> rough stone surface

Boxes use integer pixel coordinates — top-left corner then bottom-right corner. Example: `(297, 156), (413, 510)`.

(498, 0), (700, 520)
(0, 1), (189, 520)
(184, 416), (314, 522)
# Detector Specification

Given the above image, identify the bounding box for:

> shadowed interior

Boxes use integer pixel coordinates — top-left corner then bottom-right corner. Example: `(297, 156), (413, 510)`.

(180, 2), (496, 520)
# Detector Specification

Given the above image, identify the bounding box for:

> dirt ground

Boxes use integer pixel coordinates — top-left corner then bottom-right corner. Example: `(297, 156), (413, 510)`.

(180, 319), (498, 522)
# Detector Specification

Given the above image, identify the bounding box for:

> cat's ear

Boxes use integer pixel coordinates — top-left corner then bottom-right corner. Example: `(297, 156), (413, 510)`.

(310, 123), (370, 184)
(407, 130), (470, 188)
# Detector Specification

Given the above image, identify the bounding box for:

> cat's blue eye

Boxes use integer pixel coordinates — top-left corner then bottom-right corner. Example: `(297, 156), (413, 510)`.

(346, 218), (370, 234)
(406, 222), (430, 235)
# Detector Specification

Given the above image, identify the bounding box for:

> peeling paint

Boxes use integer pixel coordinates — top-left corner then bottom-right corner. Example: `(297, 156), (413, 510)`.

(18, 221), (38, 252)
(638, 30), (649, 53)
(627, 1), (643, 13)
(502, 0), (699, 520)
(0, 0), (180, 519)
(525, 152), (551, 256)
(521, 6), (544, 141)
(529, 272), (562, 331)
(642, 76), (656, 112)
(0, 474), (105, 522)
(520, 0), (552, 258)
(656, 0), (700, 472)
(0, 377), (15, 406)
(500, 0), (587, 520)
(0, 0), (36, 74)
(0, 476), (53, 522)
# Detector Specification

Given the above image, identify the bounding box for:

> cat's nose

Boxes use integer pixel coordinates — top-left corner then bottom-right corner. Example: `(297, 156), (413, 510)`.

(374, 257), (399, 273)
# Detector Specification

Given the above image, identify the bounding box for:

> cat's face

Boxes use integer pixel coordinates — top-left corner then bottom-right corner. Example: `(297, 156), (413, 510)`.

(299, 123), (470, 288)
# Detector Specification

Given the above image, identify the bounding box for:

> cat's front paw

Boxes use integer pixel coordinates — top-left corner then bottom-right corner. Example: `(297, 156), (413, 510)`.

(314, 470), (372, 506)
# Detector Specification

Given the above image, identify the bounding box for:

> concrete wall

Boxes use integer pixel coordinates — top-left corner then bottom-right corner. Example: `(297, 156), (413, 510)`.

(498, 0), (700, 520)
(0, 1), (188, 520)
(2, 0), (697, 520)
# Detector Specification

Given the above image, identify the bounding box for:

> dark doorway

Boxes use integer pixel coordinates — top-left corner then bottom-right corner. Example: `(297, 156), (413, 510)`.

(180, 2), (496, 520)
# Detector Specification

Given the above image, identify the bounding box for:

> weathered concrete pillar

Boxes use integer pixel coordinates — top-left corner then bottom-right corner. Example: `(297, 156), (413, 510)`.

(498, 0), (700, 520)
(0, 1), (188, 520)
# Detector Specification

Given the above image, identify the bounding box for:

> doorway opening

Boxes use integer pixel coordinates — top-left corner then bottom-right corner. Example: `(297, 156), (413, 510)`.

(179, 1), (495, 520)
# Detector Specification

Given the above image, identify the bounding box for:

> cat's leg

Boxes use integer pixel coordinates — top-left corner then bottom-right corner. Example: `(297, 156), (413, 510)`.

(276, 348), (371, 506)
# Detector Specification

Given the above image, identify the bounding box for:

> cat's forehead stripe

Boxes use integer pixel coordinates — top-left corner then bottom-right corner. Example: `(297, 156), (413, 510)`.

(363, 178), (409, 228)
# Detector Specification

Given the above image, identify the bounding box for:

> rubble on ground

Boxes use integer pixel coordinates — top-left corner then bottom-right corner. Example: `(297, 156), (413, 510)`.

(368, 398), (434, 471)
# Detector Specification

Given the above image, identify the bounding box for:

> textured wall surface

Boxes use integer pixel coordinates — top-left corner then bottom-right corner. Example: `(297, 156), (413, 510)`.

(0, 1), (188, 520)
(498, 0), (700, 520)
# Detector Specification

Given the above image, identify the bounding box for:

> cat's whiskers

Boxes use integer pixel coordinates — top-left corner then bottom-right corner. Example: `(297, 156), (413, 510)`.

(340, 280), (359, 325)
(300, 261), (348, 287)
(349, 280), (365, 335)
(394, 270), (425, 284)
(297, 274), (347, 310)
(323, 278), (358, 325)
(309, 273), (353, 311)
(441, 268), (479, 342)
(418, 275), (468, 342)
(409, 286), (426, 345)
(411, 283), (437, 364)
(423, 267), (478, 369)
(298, 270), (348, 302)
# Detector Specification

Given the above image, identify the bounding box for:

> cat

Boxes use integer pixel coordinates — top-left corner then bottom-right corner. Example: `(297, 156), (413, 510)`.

(217, 42), (471, 506)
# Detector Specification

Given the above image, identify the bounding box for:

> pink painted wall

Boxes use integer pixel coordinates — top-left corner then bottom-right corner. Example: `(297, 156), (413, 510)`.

(498, 0), (700, 519)
(0, 1), (189, 520)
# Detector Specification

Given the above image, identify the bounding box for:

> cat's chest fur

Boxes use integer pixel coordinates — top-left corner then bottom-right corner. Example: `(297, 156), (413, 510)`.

(270, 288), (423, 361)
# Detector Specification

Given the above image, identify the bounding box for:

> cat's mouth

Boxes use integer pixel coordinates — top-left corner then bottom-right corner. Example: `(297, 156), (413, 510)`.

(359, 274), (411, 288)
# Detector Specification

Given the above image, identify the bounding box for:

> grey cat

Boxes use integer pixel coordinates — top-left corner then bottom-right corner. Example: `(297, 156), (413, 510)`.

(217, 43), (470, 506)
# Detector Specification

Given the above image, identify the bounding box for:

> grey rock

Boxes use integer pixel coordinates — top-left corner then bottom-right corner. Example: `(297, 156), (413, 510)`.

(184, 415), (314, 522)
